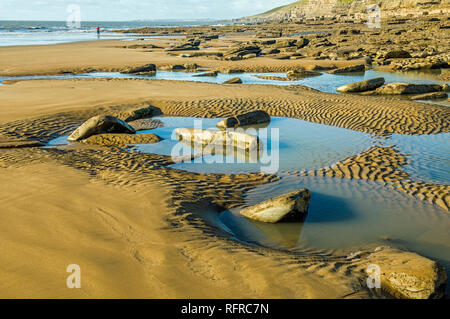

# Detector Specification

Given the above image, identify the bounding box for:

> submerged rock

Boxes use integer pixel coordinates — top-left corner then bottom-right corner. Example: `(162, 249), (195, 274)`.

(216, 110), (271, 129)
(411, 92), (448, 100)
(223, 77), (243, 84)
(193, 71), (218, 77)
(68, 115), (136, 142)
(239, 189), (311, 223)
(175, 128), (260, 150)
(80, 133), (161, 146)
(337, 77), (385, 93)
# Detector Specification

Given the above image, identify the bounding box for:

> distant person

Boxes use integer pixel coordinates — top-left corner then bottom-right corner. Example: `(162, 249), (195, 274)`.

(96, 26), (100, 38)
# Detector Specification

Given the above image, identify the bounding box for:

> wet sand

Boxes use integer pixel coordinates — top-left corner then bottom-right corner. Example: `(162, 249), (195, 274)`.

(0, 36), (449, 298)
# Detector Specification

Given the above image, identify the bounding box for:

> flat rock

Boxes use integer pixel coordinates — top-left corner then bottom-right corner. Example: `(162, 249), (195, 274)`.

(327, 64), (365, 74)
(122, 64), (156, 74)
(193, 71), (218, 77)
(375, 83), (445, 95)
(411, 92), (448, 100)
(223, 77), (243, 84)
(175, 128), (260, 150)
(286, 69), (321, 79)
(216, 110), (271, 129)
(239, 189), (311, 223)
(68, 115), (136, 142)
(337, 77), (385, 93)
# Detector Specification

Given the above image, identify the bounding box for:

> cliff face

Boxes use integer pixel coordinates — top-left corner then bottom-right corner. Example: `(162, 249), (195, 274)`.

(246, 0), (450, 21)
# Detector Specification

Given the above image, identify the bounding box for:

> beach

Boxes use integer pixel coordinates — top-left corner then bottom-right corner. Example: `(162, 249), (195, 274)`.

(0, 13), (449, 299)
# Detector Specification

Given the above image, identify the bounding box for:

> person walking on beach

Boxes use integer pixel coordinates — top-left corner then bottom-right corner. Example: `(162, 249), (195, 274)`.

(96, 26), (100, 38)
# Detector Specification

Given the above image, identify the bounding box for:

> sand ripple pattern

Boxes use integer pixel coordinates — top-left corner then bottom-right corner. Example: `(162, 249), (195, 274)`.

(156, 87), (449, 136)
(301, 146), (450, 211)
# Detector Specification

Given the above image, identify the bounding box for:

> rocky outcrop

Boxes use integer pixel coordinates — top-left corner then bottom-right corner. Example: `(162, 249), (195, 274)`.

(165, 39), (200, 51)
(239, 189), (311, 223)
(216, 111), (271, 129)
(337, 77), (385, 93)
(175, 128), (260, 150)
(68, 115), (136, 142)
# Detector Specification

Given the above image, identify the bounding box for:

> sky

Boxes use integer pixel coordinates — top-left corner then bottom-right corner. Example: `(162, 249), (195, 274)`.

(0, 0), (295, 21)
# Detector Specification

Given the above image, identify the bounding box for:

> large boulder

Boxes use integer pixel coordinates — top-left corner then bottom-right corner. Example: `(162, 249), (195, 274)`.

(68, 115), (136, 142)
(328, 64), (365, 74)
(362, 246), (447, 299)
(375, 83), (445, 95)
(216, 111), (271, 129)
(385, 50), (412, 59)
(239, 189), (311, 223)
(337, 77), (385, 93)
(175, 128), (260, 150)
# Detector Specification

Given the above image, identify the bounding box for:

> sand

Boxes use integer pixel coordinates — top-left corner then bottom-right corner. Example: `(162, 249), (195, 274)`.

(0, 38), (449, 298)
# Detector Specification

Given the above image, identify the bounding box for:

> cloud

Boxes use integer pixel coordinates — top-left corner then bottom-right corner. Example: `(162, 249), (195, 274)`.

(0, 0), (294, 21)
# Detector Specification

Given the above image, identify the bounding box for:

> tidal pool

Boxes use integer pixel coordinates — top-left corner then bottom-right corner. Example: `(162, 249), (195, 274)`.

(1, 69), (448, 105)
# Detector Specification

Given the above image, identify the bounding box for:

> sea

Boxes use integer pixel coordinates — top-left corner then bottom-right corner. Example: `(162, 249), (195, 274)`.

(0, 20), (224, 46)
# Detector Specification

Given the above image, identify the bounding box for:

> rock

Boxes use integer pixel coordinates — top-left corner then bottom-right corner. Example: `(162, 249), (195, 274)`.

(375, 83), (445, 95)
(239, 189), (311, 223)
(159, 64), (186, 71)
(216, 111), (271, 129)
(225, 46), (261, 58)
(122, 64), (156, 75)
(193, 71), (218, 77)
(272, 39), (297, 49)
(80, 133), (161, 146)
(174, 128), (260, 150)
(223, 68), (245, 74)
(68, 115), (136, 142)
(363, 246), (447, 299)
(411, 92), (448, 100)
(165, 40), (200, 51)
(385, 50), (412, 59)
(337, 77), (385, 93)
(327, 64), (365, 74)
(127, 118), (164, 131)
(286, 69), (321, 79)
(223, 77), (242, 84)
(183, 63), (198, 70)
(112, 106), (159, 122)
